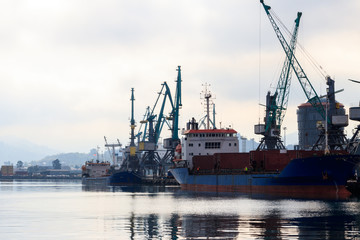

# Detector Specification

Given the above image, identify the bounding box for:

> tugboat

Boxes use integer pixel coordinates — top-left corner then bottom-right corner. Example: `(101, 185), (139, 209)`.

(81, 159), (111, 184)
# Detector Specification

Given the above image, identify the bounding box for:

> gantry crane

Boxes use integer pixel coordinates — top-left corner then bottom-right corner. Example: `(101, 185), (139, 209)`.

(260, 0), (348, 151)
(256, 11), (302, 150)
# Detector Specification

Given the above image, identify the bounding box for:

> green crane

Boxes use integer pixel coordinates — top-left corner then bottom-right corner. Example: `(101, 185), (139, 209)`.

(137, 66), (182, 176)
(260, 0), (348, 151)
(260, 0), (325, 121)
(256, 11), (302, 150)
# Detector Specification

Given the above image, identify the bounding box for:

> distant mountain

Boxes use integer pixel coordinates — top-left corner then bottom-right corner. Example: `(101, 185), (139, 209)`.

(36, 150), (112, 168)
(0, 138), (58, 165)
(0, 137), (113, 167)
(38, 152), (94, 168)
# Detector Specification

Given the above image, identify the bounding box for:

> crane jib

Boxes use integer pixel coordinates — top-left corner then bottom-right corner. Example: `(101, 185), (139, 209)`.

(260, 0), (329, 124)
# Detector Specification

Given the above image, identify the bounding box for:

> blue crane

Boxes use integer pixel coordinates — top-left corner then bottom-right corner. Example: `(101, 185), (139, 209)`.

(256, 11), (302, 150)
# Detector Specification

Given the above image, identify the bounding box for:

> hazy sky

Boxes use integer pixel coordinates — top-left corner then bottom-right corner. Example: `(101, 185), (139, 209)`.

(0, 0), (359, 153)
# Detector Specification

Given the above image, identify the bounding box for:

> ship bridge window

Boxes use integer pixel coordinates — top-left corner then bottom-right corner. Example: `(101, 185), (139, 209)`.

(205, 142), (221, 149)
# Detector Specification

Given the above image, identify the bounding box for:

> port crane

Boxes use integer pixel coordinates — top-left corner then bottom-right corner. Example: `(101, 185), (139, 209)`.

(260, 0), (348, 151)
(346, 79), (360, 154)
(137, 66), (182, 176)
(256, 11), (301, 150)
(104, 136), (122, 166)
(119, 88), (141, 172)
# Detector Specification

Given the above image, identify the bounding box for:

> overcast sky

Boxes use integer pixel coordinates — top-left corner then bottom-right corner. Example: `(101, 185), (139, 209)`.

(0, 0), (359, 153)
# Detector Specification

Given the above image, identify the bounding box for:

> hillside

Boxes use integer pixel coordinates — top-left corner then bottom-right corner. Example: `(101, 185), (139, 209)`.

(35, 149), (112, 168)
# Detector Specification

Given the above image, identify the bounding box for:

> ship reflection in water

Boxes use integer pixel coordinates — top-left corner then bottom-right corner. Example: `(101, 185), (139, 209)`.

(126, 205), (359, 239)
(81, 184), (360, 239)
(111, 200), (360, 239)
(2, 180), (360, 239)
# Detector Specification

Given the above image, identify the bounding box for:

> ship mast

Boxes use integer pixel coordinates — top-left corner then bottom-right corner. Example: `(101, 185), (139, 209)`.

(200, 83), (216, 129)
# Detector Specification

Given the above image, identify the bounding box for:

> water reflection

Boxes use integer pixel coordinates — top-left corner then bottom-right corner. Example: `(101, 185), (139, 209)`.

(83, 186), (360, 239)
(116, 210), (360, 239)
(2, 181), (358, 239)
(181, 214), (240, 239)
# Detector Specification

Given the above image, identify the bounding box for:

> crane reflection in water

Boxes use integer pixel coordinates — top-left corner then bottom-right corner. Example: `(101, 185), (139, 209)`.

(81, 184), (360, 239)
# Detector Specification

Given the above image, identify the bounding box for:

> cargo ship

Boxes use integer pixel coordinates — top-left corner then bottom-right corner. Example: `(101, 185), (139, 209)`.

(170, 119), (360, 198)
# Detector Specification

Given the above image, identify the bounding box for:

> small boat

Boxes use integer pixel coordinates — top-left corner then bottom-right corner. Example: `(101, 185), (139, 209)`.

(81, 160), (111, 184)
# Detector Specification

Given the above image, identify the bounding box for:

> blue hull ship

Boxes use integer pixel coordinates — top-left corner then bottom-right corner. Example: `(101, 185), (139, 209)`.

(107, 171), (142, 185)
(170, 154), (360, 198)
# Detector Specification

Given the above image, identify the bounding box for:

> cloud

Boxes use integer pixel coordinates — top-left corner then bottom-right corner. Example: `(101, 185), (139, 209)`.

(0, 0), (358, 152)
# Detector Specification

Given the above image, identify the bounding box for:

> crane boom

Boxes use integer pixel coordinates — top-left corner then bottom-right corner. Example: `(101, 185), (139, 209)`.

(260, 0), (348, 151)
(172, 66), (182, 141)
(256, 11), (301, 150)
(266, 11), (302, 133)
(260, 0), (327, 123)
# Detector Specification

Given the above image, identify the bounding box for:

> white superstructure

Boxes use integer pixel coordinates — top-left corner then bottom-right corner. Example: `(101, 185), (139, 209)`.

(182, 128), (239, 169)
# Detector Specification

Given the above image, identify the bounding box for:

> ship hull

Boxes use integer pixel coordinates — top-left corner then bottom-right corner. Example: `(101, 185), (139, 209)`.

(170, 154), (360, 198)
(82, 176), (109, 185)
(107, 171), (142, 185)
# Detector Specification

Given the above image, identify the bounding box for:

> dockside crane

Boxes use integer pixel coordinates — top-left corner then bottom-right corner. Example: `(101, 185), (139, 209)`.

(104, 136), (122, 166)
(138, 82), (173, 174)
(137, 66), (182, 177)
(346, 79), (360, 154)
(161, 66), (182, 169)
(120, 88), (141, 172)
(260, 0), (348, 151)
(255, 11), (302, 150)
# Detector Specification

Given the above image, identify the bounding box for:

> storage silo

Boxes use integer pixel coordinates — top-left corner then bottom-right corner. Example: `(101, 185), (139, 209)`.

(297, 99), (346, 150)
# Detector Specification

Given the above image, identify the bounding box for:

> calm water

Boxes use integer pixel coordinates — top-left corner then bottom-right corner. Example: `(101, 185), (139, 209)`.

(1, 180), (360, 239)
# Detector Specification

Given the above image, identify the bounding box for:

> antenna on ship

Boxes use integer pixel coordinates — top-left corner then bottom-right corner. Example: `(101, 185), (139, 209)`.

(200, 83), (216, 129)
